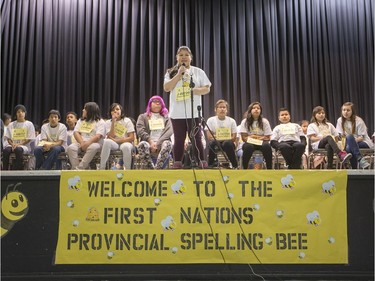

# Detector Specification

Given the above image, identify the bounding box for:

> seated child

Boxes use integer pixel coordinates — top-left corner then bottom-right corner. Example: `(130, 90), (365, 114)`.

(205, 99), (238, 168)
(336, 102), (373, 169)
(307, 106), (351, 169)
(34, 110), (67, 170)
(271, 108), (306, 169)
(2, 105), (35, 170)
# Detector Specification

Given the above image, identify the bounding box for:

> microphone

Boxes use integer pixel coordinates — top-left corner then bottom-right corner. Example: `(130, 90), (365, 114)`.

(197, 105), (202, 119)
(181, 63), (186, 75)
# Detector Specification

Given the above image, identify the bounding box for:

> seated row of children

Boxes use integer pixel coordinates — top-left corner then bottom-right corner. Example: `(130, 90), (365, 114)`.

(1, 98), (373, 170)
(213, 101), (372, 170)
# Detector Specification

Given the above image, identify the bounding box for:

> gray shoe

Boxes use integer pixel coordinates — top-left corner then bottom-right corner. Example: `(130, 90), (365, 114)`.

(359, 158), (370, 169)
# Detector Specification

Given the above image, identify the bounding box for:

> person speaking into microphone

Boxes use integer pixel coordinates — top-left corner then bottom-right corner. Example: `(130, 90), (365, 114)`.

(163, 46), (211, 169)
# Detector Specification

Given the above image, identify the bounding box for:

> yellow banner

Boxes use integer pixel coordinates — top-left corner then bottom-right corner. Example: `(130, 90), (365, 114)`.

(55, 170), (348, 264)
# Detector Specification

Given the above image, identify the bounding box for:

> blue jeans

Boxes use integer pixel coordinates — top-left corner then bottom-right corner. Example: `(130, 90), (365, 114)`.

(345, 135), (369, 168)
(34, 146), (65, 170)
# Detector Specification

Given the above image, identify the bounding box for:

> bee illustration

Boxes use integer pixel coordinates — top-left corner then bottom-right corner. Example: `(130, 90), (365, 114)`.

(1, 183), (29, 238)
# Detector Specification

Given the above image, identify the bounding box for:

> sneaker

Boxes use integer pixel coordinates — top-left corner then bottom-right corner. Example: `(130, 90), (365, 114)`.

(359, 157), (370, 169)
(338, 151), (352, 163)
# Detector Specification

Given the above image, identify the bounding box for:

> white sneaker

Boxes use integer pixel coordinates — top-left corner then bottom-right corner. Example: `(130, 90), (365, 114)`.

(359, 158), (370, 169)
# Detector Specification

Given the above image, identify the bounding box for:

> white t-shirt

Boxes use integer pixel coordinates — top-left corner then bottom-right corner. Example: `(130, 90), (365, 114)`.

(104, 117), (135, 139)
(74, 119), (106, 143)
(307, 122), (338, 150)
(336, 116), (374, 149)
(239, 118), (272, 136)
(149, 113), (164, 142)
(40, 123), (68, 148)
(205, 116), (237, 140)
(164, 66), (211, 119)
(4, 120), (35, 151)
(271, 123), (304, 142)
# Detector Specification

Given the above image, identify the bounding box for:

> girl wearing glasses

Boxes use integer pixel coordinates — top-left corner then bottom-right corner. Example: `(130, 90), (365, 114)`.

(136, 96), (173, 169)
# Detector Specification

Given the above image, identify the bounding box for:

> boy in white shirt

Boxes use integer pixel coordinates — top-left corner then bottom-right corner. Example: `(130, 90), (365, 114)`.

(271, 108), (306, 169)
(205, 99), (238, 168)
(34, 110), (67, 170)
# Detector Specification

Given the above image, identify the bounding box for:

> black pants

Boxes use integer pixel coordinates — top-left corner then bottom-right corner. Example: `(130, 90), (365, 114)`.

(278, 141), (306, 169)
(2, 146), (24, 170)
(208, 140), (238, 168)
(318, 136), (340, 168)
(242, 142), (273, 169)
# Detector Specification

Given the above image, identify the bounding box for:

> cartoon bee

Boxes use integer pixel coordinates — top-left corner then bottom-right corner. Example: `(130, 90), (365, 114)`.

(161, 216), (177, 231)
(171, 180), (186, 194)
(306, 211), (321, 226)
(322, 180), (336, 196)
(281, 174), (296, 189)
(1, 183), (29, 238)
(68, 176), (82, 191)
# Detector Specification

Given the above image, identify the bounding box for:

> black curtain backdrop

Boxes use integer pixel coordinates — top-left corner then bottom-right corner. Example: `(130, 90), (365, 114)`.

(1, 0), (374, 132)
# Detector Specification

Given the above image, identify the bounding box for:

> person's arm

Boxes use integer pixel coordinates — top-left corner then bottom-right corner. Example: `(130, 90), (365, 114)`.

(163, 66), (185, 92)
(258, 134), (270, 141)
(74, 131), (83, 145)
(114, 131), (134, 144)
(192, 85), (210, 96)
(107, 112), (120, 138)
(81, 133), (102, 151)
(206, 129), (215, 141)
(136, 115), (151, 142)
(355, 118), (368, 142)
(309, 133), (322, 142)
(241, 132), (248, 143)
(43, 140), (63, 151)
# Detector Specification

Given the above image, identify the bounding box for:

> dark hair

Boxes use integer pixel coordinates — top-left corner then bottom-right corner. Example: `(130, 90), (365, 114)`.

(66, 111), (78, 119)
(83, 102), (101, 122)
(48, 109), (61, 119)
(167, 46), (193, 79)
(278, 107), (290, 115)
(34, 124), (41, 133)
(311, 106), (328, 125)
(14, 104), (27, 118)
(2, 113), (12, 123)
(108, 103), (126, 120)
(341, 102), (357, 134)
(245, 102), (264, 131)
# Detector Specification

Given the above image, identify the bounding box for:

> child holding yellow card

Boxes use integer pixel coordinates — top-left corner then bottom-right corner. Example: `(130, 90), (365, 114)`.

(239, 102), (273, 169)
(205, 99), (238, 169)
(2, 104), (35, 170)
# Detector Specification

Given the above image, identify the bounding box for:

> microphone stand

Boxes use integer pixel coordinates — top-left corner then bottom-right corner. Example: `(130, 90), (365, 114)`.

(189, 75), (198, 168)
(198, 106), (233, 169)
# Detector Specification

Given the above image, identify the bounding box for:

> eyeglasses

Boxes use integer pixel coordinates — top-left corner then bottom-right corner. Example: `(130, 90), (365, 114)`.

(151, 99), (161, 104)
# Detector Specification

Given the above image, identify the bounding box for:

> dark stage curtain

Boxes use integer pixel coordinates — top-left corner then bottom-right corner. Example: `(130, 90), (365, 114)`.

(1, 0), (374, 132)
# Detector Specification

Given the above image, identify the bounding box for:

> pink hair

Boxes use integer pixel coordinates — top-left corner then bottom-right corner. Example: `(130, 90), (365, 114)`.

(146, 95), (169, 117)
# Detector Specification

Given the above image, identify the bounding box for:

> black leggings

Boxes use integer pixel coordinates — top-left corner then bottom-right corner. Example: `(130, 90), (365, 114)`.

(2, 146), (25, 170)
(318, 136), (340, 168)
(242, 142), (273, 169)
